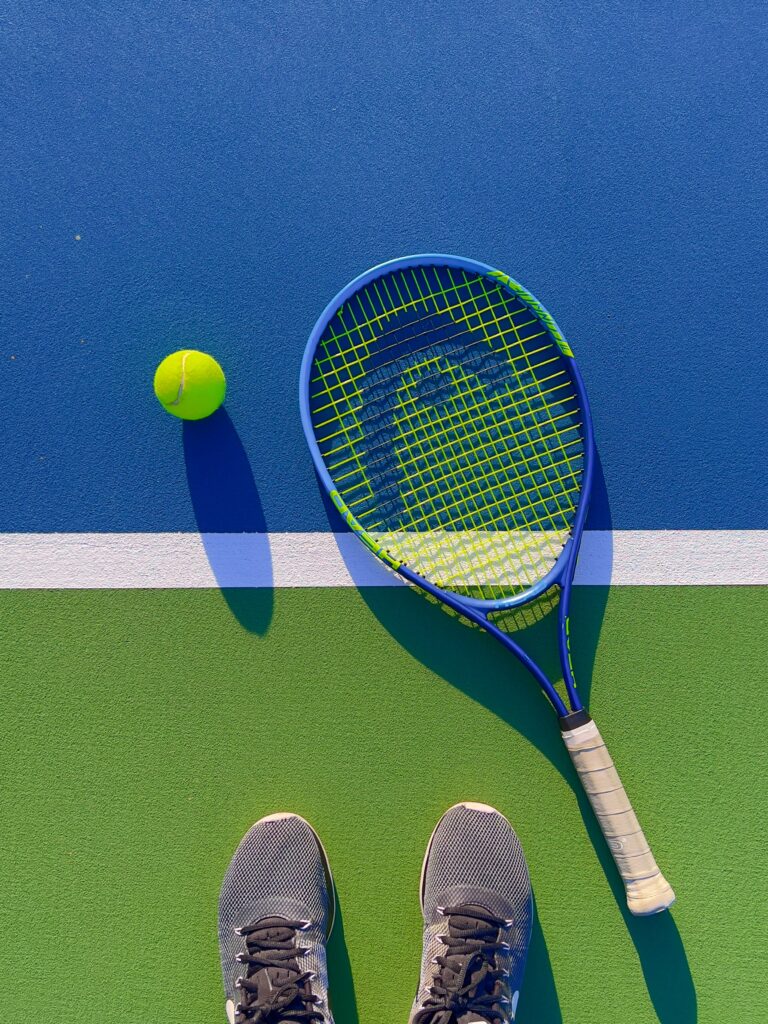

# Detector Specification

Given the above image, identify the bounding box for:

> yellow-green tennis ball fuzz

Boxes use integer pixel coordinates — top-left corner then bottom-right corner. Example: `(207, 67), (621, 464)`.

(153, 350), (226, 420)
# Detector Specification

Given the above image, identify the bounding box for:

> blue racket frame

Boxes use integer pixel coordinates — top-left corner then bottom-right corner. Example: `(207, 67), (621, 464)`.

(300, 254), (596, 720)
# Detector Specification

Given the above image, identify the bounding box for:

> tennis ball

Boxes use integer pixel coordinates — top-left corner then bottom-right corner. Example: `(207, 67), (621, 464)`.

(153, 349), (226, 420)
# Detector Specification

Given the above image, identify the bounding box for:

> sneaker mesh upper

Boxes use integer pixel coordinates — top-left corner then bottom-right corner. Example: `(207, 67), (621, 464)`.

(412, 804), (533, 1022)
(218, 815), (334, 1022)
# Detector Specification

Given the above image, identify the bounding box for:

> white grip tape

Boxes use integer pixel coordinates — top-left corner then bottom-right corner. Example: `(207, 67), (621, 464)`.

(561, 720), (676, 915)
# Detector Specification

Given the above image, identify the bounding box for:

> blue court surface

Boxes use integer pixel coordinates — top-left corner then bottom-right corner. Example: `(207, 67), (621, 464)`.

(1, 4), (766, 1024)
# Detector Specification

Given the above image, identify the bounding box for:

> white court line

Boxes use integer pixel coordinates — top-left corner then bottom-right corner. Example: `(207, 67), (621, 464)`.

(0, 532), (766, 589)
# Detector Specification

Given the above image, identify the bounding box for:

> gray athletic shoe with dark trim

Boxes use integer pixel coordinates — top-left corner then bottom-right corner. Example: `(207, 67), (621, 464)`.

(218, 813), (335, 1024)
(409, 802), (533, 1024)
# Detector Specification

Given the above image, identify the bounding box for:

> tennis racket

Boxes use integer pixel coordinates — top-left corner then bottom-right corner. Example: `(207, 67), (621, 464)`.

(299, 254), (675, 916)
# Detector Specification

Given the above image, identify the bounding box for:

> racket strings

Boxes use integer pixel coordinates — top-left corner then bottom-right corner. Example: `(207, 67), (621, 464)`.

(393, 368), (570, 529)
(315, 346), (563, 446)
(310, 299), (544, 397)
(382, 356), (575, 594)
(489, 587), (561, 632)
(333, 371), (580, 509)
(308, 264), (585, 600)
(311, 300), (550, 423)
(313, 270), (580, 592)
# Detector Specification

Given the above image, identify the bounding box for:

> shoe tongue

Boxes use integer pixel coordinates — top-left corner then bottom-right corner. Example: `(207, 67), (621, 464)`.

(447, 904), (493, 930)
(254, 966), (295, 1003)
(248, 918), (303, 1009)
(443, 906), (501, 1024)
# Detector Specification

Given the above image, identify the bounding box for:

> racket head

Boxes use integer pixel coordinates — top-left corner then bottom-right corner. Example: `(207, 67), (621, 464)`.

(300, 254), (594, 611)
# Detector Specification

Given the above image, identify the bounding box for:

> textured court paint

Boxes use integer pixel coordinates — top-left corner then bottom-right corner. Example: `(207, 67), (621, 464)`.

(1, 2), (767, 532)
(3, 530), (768, 588)
(0, 587), (765, 1024)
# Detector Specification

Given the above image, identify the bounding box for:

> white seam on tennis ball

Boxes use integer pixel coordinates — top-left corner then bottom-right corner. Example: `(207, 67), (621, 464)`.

(168, 351), (189, 407)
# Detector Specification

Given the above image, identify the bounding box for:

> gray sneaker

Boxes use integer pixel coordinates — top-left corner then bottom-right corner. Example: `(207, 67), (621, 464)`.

(218, 813), (335, 1023)
(410, 802), (533, 1024)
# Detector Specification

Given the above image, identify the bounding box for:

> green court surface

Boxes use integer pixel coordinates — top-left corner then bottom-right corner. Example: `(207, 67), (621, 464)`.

(1, 585), (765, 1023)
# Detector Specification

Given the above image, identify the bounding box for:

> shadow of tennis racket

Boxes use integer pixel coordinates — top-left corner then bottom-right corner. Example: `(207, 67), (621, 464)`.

(318, 451), (696, 1024)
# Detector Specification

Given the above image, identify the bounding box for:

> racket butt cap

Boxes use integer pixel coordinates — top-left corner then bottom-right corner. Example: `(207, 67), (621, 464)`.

(626, 876), (677, 916)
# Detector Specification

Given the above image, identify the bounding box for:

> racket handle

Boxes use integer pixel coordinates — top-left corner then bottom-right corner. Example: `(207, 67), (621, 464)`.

(560, 716), (676, 915)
